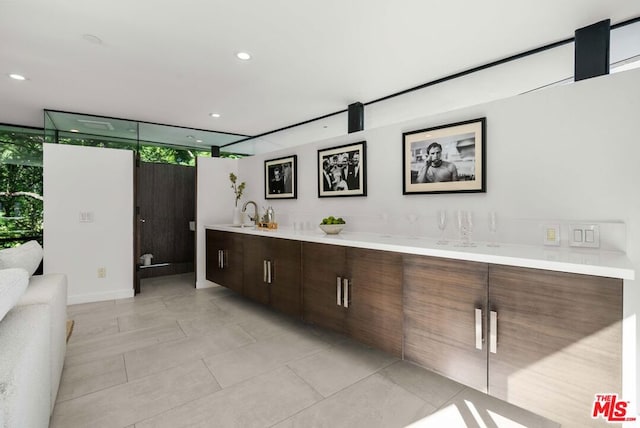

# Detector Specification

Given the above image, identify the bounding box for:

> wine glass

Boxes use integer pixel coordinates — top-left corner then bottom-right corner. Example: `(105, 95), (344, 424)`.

(456, 210), (466, 246)
(465, 211), (474, 246)
(455, 210), (475, 246)
(436, 210), (448, 244)
(487, 211), (499, 247)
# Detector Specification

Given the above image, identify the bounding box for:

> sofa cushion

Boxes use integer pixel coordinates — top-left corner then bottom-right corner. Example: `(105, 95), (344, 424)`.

(17, 273), (68, 412)
(0, 304), (51, 428)
(0, 268), (29, 322)
(0, 241), (43, 276)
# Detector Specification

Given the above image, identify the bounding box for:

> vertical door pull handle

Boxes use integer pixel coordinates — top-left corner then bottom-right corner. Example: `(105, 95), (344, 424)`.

(336, 277), (342, 306)
(490, 311), (498, 354)
(343, 278), (350, 308)
(263, 260), (268, 283)
(267, 260), (273, 284)
(222, 250), (227, 268)
(218, 250), (223, 269)
(475, 308), (483, 350)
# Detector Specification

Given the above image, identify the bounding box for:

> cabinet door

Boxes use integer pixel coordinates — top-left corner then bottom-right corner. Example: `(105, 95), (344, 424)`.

(347, 248), (403, 357)
(403, 255), (488, 391)
(489, 265), (622, 428)
(269, 238), (302, 318)
(205, 230), (243, 293)
(242, 235), (270, 306)
(302, 242), (347, 333)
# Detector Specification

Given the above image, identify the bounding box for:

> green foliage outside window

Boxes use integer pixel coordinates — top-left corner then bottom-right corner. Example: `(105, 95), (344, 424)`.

(0, 128), (44, 248)
(139, 145), (210, 166)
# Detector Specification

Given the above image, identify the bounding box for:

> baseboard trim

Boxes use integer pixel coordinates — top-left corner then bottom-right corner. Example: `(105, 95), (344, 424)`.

(196, 279), (220, 289)
(67, 288), (135, 305)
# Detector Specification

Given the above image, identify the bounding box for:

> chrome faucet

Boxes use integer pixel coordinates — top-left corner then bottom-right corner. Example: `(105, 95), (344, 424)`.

(242, 200), (259, 226)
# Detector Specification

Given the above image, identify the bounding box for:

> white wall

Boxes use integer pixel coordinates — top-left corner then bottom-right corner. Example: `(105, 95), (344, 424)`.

(195, 156), (239, 289)
(43, 143), (134, 304)
(223, 68), (640, 411)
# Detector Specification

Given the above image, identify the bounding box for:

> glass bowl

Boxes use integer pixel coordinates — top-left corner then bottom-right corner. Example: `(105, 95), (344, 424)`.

(318, 224), (345, 235)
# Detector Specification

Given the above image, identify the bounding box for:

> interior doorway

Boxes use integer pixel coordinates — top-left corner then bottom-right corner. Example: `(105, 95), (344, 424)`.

(135, 161), (196, 291)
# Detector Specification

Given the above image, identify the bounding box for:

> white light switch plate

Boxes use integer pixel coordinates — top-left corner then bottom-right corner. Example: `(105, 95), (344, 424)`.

(569, 224), (600, 248)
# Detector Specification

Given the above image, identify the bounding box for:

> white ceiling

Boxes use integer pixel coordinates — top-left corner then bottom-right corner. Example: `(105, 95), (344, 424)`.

(1, 1), (639, 140)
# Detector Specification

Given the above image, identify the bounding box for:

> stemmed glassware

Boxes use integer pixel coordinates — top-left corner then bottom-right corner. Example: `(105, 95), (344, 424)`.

(455, 210), (475, 247)
(436, 210), (448, 245)
(487, 211), (499, 247)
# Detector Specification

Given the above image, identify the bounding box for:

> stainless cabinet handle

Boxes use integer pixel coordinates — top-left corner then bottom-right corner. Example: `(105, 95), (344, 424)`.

(490, 310), (498, 354)
(223, 250), (228, 268)
(263, 260), (268, 283)
(336, 277), (342, 306)
(475, 308), (483, 350)
(218, 250), (223, 269)
(343, 278), (350, 308)
(267, 260), (273, 284)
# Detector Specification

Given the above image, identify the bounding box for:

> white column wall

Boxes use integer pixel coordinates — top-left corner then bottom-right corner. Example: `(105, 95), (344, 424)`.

(43, 143), (134, 304)
(195, 156), (239, 288)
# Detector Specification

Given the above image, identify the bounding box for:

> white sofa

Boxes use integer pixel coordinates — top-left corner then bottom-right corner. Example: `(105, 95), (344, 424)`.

(0, 243), (68, 428)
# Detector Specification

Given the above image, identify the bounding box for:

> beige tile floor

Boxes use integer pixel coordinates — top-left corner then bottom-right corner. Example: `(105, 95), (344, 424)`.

(50, 273), (559, 428)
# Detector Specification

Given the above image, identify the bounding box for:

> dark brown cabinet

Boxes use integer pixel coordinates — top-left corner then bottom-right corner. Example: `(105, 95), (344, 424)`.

(404, 255), (622, 428)
(403, 255), (488, 391)
(302, 242), (347, 333)
(488, 265), (622, 428)
(243, 235), (301, 318)
(302, 243), (403, 357)
(207, 229), (624, 427)
(205, 230), (243, 293)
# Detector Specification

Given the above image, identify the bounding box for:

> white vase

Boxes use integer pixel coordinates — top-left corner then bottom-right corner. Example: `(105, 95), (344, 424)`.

(232, 206), (242, 225)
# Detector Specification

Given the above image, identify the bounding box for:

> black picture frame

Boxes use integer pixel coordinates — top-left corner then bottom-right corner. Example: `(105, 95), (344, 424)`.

(317, 141), (367, 198)
(264, 155), (297, 199)
(402, 117), (486, 195)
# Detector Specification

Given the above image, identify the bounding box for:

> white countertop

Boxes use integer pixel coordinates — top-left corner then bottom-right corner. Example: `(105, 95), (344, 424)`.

(205, 224), (635, 280)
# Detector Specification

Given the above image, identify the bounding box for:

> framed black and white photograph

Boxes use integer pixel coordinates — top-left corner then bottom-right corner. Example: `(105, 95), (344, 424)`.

(265, 155), (297, 199)
(318, 141), (366, 198)
(403, 117), (486, 195)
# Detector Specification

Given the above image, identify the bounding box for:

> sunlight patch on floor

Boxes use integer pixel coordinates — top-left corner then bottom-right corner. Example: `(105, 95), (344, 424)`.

(405, 400), (531, 428)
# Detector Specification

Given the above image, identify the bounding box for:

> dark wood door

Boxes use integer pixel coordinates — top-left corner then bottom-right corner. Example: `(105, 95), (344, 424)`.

(403, 255), (489, 391)
(242, 235), (270, 306)
(137, 162), (195, 279)
(302, 242), (348, 333)
(488, 265), (622, 428)
(268, 238), (302, 318)
(205, 230), (243, 293)
(346, 248), (404, 357)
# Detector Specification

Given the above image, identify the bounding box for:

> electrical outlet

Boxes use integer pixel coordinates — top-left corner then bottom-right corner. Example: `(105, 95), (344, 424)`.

(97, 267), (106, 278)
(569, 224), (600, 248)
(79, 211), (94, 223)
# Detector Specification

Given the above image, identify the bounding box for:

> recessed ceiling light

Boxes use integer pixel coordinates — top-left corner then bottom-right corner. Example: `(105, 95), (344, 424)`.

(236, 52), (251, 61)
(9, 73), (26, 81)
(209, 113), (221, 118)
(128, 128), (136, 133)
(196, 139), (203, 143)
(70, 129), (79, 133)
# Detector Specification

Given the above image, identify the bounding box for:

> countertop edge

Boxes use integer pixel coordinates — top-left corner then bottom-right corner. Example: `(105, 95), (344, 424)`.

(205, 225), (635, 280)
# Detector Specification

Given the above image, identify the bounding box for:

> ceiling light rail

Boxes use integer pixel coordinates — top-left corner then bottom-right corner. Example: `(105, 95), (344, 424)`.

(222, 15), (640, 149)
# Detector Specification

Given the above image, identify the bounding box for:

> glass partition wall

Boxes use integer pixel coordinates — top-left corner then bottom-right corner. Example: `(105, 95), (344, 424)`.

(44, 111), (246, 164)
